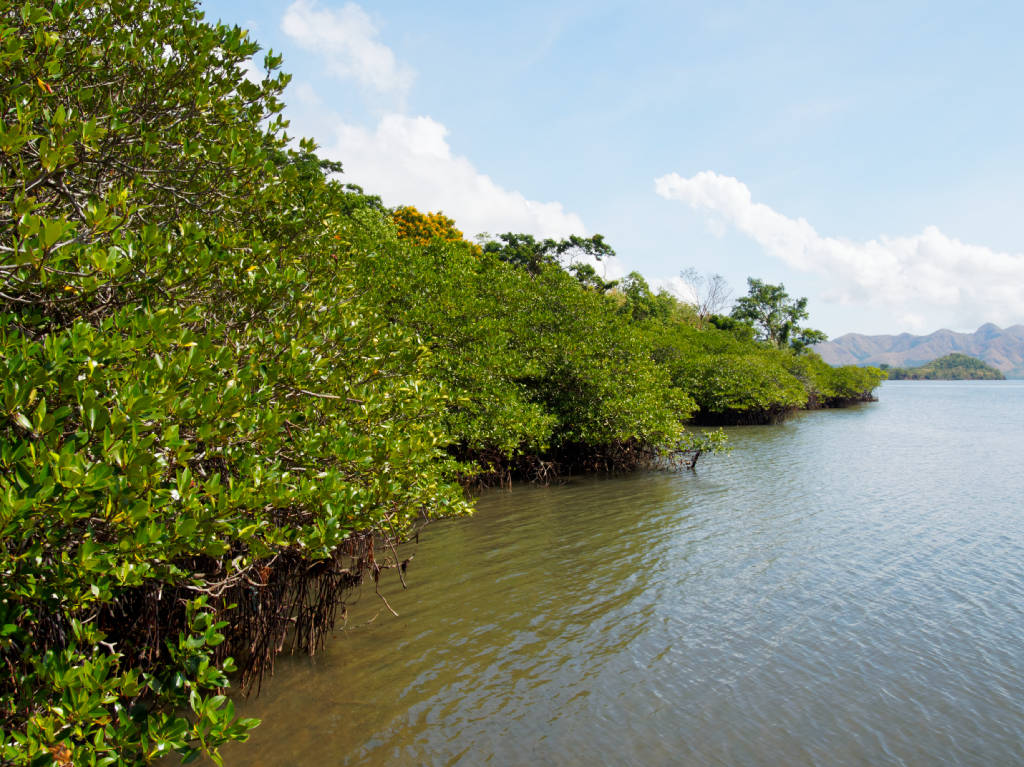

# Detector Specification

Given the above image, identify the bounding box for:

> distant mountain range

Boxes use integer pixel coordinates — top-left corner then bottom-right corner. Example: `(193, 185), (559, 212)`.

(815, 323), (1024, 378)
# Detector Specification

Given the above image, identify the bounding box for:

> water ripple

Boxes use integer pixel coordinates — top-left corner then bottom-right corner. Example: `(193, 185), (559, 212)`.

(217, 382), (1024, 767)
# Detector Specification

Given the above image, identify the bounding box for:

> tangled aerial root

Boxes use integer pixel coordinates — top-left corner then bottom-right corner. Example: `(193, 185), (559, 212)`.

(455, 439), (687, 490)
(77, 532), (402, 696)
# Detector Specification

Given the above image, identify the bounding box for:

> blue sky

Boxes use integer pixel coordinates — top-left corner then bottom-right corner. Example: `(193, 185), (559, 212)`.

(200, 0), (1024, 337)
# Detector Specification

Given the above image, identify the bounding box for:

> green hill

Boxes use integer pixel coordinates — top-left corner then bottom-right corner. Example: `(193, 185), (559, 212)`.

(883, 353), (1005, 380)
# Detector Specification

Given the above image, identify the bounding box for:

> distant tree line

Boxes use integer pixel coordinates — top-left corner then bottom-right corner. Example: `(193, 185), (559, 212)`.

(882, 353), (1005, 380)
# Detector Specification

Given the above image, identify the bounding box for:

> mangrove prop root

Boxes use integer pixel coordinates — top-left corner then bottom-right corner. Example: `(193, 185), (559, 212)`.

(1, 531), (412, 717)
(454, 438), (700, 488)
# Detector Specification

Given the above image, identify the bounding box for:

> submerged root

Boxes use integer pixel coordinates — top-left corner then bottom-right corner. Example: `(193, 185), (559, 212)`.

(689, 405), (798, 426)
(455, 439), (677, 488)
(29, 531), (415, 701)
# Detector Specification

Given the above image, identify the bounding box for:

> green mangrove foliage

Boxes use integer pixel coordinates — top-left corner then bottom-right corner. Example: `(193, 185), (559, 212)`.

(1, 1), (466, 763)
(648, 277), (884, 422)
(631, 287), (882, 424)
(0, 1), (883, 764)
(657, 326), (809, 423)
(354, 219), (698, 479)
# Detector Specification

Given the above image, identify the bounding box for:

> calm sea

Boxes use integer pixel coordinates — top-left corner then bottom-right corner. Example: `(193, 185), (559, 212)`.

(218, 380), (1024, 766)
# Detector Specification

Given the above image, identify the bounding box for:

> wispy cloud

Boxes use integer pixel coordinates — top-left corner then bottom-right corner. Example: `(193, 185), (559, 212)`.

(655, 170), (1024, 331)
(281, 0), (415, 99)
(281, 1), (586, 240)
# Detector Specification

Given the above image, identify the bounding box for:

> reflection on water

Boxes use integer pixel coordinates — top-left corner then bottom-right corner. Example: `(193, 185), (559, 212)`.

(220, 381), (1024, 766)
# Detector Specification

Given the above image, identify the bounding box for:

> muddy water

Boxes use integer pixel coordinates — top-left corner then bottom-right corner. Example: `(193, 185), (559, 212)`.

(219, 381), (1024, 766)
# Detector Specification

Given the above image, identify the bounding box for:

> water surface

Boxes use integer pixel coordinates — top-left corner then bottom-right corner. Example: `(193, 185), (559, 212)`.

(223, 381), (1024, 765)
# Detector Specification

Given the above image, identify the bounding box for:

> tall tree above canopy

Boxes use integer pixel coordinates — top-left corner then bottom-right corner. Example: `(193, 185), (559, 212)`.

(679, 268), (731, 329)
(481, 233), (615, 275)
(730, 278), (828, 352)
(569, 262), (619, 292)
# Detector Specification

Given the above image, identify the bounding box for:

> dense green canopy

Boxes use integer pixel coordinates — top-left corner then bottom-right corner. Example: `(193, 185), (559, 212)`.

(1, 1), (466, 762)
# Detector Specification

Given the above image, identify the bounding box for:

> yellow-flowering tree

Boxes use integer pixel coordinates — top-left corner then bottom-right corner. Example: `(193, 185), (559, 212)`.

(392, 206), (482, 255)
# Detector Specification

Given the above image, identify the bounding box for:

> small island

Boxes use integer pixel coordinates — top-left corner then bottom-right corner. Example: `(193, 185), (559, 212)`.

(881, 353), (1005, 380)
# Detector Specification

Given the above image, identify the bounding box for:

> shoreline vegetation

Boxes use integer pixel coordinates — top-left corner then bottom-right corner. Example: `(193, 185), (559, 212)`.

(880, 353), (1006, 380)
(0, 2), (882, 764)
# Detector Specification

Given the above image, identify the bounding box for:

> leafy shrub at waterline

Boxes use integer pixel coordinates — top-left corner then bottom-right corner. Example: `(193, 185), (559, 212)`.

(353, 217), (699, 479)
(649, 318), (883, 424)
(784, 353), (886, 406)
(651, 324), (805, 424)
(1, 1), (467, 763)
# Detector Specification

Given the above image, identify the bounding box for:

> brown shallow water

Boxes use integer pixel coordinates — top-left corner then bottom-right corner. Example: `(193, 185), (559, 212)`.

(215, 381), (1024, 766)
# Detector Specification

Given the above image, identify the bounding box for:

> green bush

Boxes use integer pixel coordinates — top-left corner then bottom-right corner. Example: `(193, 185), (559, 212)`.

(351, 228), (696, 474)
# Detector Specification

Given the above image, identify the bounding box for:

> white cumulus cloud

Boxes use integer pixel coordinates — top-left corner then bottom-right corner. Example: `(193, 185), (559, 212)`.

(655, 170), (1024, 330)
(281, 1), (586, 240)
(318, 114), (586, 239)
(282, 0), (414, 98)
